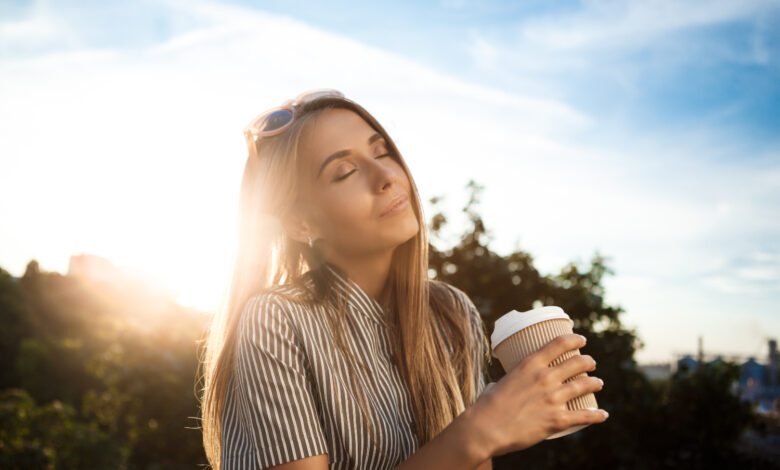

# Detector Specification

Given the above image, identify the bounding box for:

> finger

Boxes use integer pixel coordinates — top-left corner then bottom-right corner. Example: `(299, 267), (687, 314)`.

(550, 353), (596, 383)
(555, 375), (604, 404)
(536, 334), (586, 367)
(563, 407), (610, 427)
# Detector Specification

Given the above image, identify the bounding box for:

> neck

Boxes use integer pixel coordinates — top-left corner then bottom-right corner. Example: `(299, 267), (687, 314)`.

(324, 250), (394, 304)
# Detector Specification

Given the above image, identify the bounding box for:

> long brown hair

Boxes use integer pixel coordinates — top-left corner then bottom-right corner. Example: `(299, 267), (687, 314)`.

(197, 94), (489, 469)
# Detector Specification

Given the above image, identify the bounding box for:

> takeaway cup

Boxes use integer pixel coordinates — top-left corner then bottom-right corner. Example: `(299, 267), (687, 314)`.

(491, 306), (599, 439)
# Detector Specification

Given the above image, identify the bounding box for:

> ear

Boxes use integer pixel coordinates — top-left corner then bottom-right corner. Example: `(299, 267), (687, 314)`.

(281, 206), (317, 245)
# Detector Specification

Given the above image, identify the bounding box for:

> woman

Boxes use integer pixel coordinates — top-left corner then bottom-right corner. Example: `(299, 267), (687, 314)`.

(198, 89), (608, 470)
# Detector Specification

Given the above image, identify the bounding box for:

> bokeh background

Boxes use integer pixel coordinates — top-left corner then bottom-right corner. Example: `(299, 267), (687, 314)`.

(1, 1), (779, 468)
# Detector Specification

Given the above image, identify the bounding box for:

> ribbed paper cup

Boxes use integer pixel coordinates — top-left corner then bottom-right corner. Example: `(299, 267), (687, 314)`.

(491, 306), (598, 439)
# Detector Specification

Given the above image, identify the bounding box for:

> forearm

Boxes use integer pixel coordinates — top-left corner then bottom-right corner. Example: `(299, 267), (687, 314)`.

(475, 456), (493, 470)
(393, 407), (492, 470)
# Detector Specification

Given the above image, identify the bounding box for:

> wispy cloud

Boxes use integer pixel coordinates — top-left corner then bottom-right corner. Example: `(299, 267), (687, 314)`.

(0, 0), (596, 312)
(465, 0), (780, 121)
(521, 0), (776, 52)
(0, 0), (777, 362)
(0, 14), (60, 40)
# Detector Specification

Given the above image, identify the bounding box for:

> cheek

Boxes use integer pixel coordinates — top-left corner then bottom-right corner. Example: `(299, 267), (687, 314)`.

(319, 191), (375, 234)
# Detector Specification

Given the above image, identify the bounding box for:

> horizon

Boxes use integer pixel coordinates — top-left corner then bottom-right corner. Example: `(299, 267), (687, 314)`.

(7, 250), (777, 367)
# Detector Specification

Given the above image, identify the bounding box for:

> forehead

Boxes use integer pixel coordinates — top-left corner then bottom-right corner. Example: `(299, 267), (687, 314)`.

(299, 108), (376, 164)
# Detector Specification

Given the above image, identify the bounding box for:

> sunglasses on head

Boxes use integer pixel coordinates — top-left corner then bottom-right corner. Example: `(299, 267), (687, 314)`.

(243, 89), (345, 155)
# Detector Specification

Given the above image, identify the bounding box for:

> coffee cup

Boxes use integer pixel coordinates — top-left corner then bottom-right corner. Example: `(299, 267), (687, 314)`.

(490, 306), (599, 439)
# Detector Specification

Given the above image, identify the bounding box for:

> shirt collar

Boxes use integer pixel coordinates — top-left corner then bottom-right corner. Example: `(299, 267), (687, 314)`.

(322, 261), (389, 327)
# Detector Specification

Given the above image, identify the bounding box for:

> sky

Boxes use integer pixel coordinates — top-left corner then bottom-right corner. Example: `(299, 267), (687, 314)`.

(1, 0), (778, 364)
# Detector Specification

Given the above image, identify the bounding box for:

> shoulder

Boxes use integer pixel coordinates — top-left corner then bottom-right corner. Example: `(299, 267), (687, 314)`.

(241, 289), (283, 317)
(234, 289), (315, 361)
(238, 284), (313, 333)
(242, 281), (315, 314)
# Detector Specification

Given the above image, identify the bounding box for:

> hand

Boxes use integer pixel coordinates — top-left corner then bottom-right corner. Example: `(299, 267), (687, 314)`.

(466, 333), (608, 458)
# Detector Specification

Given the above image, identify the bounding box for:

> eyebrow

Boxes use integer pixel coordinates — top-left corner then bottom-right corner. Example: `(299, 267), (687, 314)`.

(316, 132), (384, 180)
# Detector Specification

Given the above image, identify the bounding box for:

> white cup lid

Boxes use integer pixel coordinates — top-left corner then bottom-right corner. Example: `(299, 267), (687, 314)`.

(490, 306), (573, 352)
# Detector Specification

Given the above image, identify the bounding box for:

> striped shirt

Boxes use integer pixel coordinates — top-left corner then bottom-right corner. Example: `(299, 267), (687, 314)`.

(221, 262), (489, 470)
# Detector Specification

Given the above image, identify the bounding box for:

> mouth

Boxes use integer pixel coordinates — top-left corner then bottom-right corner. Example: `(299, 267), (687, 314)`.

(380, 193), (410, 217)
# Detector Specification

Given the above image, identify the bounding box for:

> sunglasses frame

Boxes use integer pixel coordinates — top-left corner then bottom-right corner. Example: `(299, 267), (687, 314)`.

(243, 89), (345, 146)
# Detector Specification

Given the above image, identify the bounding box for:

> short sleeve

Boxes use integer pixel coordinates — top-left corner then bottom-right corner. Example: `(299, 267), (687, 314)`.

(232, 293), (328, 468)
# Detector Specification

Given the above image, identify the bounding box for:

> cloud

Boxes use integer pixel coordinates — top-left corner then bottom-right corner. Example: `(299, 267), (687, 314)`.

(520, 0), (777, 52)
(463, 0), (780, 91)
(736, 266), (780, 282)
(0, 0), (595, 313)
(698, 247), (780, 295)
(467, 31), (500, 69)
(0, 14), (60, 41)
(0, 0), (778, 362)
(0, 0), (81, 56)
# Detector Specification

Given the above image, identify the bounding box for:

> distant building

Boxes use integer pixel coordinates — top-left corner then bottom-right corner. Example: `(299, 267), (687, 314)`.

(736, 339), (780, 413)
(739, 357), (765, 403)
(670, 338), (780, 414)
(677, 354), (698, 373)
(638, 337), (780, 413)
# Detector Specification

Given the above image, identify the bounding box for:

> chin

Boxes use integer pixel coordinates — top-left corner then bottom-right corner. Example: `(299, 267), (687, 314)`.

(374, 209), (420, 247)
(397, 216), (420, 243)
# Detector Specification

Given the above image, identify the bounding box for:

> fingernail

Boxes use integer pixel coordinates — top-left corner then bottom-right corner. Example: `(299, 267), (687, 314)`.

(578, 334), (587, 342)
(601, 410), (609, 418)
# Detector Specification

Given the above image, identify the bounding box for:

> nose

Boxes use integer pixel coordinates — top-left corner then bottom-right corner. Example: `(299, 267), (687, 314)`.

(369, 155), (398, 192)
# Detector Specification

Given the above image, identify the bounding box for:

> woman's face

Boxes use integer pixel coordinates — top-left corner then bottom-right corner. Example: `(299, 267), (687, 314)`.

(294, 107), (419, 259)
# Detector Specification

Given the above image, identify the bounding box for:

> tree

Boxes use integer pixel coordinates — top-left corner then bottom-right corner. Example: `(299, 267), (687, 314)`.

(0, 388), (122, 469)
(0, 180), (770, 469)
(2, 263), (208, 469)
(426, 180), (767, 470)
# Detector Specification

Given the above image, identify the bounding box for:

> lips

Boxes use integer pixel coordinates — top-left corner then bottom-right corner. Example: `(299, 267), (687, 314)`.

(380, 193), (409, 217)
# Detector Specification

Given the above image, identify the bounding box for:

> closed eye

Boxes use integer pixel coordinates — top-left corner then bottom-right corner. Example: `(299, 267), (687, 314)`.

(333, 153), (393, 182)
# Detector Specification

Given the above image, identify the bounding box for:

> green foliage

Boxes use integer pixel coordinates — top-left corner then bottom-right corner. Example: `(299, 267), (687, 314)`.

(642, 361), (758, 468)
(0, 388), (121, 470)
(426, 180), (773, 470)
(0, 268), (32, 389)
(0, 263), (208, 469)
(0, 179), (774, 469)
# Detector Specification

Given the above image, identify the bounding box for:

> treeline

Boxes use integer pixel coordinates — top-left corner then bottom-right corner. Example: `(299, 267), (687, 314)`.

(427, 182), (773, 469)
(0, 181), (775, 469)
(0, 257), (208, 469)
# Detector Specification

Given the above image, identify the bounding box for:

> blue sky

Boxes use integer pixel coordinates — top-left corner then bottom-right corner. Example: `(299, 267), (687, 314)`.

(1, 0), (778, 363)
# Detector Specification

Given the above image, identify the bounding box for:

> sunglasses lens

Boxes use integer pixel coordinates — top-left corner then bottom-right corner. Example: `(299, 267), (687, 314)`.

(256, 108), (293, 134)
(247, 90), (344, 140)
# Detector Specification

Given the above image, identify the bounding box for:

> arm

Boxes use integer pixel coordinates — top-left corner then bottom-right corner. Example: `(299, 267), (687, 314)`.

(264, 455), (329, 470)
(265, 424), (493, 470)
(476, 455), (493, 470)
(392, 405), (493, 470)
(391, 332), (610, 470)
